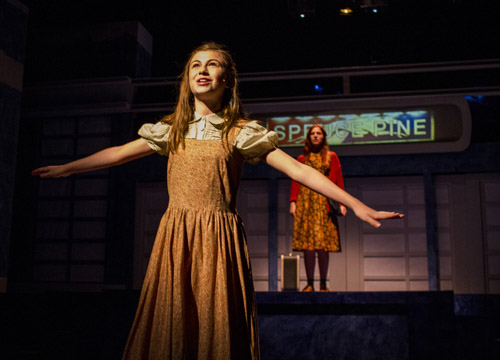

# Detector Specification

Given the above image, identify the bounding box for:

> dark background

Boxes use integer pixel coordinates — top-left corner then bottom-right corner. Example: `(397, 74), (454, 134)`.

(20, 0), (500, 80)
(2, 1), (500, 359)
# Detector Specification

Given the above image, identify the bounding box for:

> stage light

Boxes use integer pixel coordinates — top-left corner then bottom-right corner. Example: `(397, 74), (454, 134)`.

(288, 0), (316, 19)
(340, 7), (353, 16)
(360, 0), (387, 14)
(314, 84), (323, 93)
(465, 95), (484, 103)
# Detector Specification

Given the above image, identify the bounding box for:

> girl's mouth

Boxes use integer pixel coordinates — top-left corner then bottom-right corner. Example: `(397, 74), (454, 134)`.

(197, 78), (211, 85)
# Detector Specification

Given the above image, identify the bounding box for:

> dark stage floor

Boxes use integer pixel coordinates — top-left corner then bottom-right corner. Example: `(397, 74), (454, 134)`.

(1, 291), (499, 360)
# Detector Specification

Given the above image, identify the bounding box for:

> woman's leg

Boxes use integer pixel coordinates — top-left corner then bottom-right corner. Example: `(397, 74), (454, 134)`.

(317, 250), (329, 291)
(303, 250), (316, 291)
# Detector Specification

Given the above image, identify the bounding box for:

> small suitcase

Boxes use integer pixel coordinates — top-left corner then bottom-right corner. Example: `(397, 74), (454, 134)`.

(281, 254), (300, 291)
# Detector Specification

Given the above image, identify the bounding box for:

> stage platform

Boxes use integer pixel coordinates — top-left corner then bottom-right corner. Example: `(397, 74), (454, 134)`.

(1, 291), (499, 359)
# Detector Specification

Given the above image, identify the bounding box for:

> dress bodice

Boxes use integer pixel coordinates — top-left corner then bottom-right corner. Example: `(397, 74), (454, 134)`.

(167, 139), (245, 212)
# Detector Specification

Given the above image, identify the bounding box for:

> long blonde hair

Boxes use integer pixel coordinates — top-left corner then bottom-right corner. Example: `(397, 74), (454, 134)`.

(162, 42), (246, 153)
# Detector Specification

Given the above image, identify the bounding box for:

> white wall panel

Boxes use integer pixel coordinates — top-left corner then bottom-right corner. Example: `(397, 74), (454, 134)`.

(408, 233), (427, 252)
(363, 234), (406, 253)
(132, 173), (500, 293)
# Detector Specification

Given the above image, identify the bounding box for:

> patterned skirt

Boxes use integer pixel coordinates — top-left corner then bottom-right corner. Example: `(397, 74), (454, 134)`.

(292, 185), (340, 252)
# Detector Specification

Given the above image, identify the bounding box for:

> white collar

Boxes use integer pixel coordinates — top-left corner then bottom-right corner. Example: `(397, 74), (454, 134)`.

(191, 112), (225, 129)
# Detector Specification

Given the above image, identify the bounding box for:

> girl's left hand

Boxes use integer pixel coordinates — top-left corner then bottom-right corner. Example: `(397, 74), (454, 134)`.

(354, 203), (404, 228)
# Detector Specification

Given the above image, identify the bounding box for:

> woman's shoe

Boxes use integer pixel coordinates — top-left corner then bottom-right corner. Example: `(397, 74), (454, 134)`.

(302, 285), (314, 292)
(319, 287), (329, 292)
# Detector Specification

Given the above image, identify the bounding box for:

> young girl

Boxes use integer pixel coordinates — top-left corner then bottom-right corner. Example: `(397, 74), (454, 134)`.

(290, 124), (345, 292)
(32, 42), (403, 360)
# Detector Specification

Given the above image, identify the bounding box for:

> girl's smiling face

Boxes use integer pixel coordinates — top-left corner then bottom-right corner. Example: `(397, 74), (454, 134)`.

(189, 50), (228, 105)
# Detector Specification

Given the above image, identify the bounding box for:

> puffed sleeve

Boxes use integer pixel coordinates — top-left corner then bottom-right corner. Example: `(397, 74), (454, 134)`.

(138, 121), (172, 156)
(234, 120), (278, 164)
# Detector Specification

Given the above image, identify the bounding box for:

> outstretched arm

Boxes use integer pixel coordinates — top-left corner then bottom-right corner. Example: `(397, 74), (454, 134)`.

(263, 148), (404, 228)
(32, 138), (155, 178)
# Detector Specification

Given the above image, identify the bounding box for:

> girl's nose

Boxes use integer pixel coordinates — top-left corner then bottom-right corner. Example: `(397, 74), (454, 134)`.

(199, 64), (208, 74)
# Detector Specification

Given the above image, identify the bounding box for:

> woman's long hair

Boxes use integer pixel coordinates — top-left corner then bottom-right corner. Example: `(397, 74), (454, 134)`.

(303, 124), (330, 168)
(162, 42), (246, 153)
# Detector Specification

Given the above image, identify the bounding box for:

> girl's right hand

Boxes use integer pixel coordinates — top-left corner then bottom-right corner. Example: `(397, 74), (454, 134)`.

(32, 165), (70, 178)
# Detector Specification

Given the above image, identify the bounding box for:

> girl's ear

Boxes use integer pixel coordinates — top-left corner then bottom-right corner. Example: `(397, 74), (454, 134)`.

(223, 69), (234, 88)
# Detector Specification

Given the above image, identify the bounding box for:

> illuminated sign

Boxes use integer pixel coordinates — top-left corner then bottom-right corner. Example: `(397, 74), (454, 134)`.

(268, 111), (434, 147)
(247, 96), (471, 155)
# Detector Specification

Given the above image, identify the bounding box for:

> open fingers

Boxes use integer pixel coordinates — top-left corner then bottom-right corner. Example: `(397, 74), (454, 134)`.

(32, 166), (63, 178)
(375, 211), (405, 220)
(32, 167), (49, 176)
(359, 209), (404, 228)
(366, 211), (404, 228)
(367, 217), (382, 228)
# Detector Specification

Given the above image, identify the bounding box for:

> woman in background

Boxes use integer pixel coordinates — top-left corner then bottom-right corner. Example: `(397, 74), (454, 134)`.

(290, 124), (346, 292)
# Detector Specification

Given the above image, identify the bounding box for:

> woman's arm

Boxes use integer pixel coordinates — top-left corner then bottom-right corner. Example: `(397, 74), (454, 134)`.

(289, 201), (297, 217)
(32, 138), (155, 178)
(263, 148), (403, 227)
(289, 155), (302, 217)
(330, 152), (348, 216)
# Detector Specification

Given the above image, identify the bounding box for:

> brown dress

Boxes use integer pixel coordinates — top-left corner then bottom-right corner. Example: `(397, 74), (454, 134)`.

(123, 118), (277, 360)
